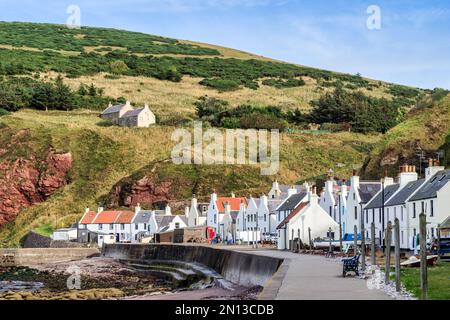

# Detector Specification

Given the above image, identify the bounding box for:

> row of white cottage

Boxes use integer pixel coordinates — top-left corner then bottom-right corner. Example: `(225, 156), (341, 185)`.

(74, 160), (449, 250)
(205, 161), (450, 251)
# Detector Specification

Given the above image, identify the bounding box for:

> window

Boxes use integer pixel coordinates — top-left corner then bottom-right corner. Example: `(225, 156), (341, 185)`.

(144, 223), (147, 230)
(99, 224), (103, 230)
(431, 228), (435, 238)
(355, 207), (358, 220)
(329, 206), (332, 217)
(121, 224), (125, 230)
(214, 215), (217, 224)
(387, 208), (390, 222)
(401, 207), (404, 221)
(430, 200), (434, 217)
(394, 207), (397, 219)
(421, 202), (425, 214)
(135, 224), (138, 230)
(264, 214), (267, 222)
(366, 211), (369, 224)
(413, 203), (417, 218)
(175, 223), (180, 229)
(379, 209), (382, 223)
(353, 193), (356, 201)
(413, 228), (417, 236)
(110, 224), (113, 230)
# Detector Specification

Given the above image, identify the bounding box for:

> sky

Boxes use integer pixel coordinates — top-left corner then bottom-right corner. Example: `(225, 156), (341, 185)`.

(1, 0), (449, 89)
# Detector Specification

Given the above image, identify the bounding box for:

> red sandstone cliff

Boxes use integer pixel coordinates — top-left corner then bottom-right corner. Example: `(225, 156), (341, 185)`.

(0, 149), (72, 227)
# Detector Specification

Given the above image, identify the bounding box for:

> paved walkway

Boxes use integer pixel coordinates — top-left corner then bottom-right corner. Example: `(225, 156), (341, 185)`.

(238, 249), (391, 300)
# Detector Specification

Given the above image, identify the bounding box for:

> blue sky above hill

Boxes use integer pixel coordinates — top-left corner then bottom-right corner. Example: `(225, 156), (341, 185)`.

(1, 0), (449, 89)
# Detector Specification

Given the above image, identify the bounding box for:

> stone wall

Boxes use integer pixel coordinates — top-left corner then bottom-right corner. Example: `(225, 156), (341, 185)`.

(103, 244), (283, 288)
(0, 248), (100, 266)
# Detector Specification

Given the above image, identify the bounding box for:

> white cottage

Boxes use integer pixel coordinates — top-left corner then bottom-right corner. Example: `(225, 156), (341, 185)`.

(277, 190), (339, 250)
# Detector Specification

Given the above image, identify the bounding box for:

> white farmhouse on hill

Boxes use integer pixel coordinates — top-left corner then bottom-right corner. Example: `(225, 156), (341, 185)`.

(101, 101), (156, 128)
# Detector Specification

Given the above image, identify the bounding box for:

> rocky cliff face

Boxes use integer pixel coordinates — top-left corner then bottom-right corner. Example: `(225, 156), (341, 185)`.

(0, 148), (72, 227)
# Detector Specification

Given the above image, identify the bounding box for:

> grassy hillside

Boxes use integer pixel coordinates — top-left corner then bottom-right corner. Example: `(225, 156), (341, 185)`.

(363, 93), (450, 178)
(0, 21), (422, 121)
(0, 109), (379, 246)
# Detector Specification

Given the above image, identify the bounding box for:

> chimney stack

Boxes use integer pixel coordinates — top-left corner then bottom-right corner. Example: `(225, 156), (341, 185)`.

(398, 164), (418, 187)
(134, 203), (141, 215)
(425, 158), (445, 181)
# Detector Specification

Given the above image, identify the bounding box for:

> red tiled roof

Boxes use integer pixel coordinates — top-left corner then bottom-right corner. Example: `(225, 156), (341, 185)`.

(115, 211), (136, 224)
(80, 211), (98, 224)
(93, 211), (122, 224)
(276, 201), (310, 230)
(216, 197), (247, 213)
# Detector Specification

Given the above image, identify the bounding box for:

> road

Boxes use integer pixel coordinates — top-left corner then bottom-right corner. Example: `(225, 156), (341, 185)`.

(237, 249), (391, 300)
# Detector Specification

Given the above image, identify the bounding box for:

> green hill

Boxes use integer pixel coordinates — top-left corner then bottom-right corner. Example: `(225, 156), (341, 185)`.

(363, 92), (450, 178)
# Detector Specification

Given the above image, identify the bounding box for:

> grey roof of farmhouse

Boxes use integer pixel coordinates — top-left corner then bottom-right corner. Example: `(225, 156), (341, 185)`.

(358, 183), (382, 204)
(121, 108), (145, 118)
(365, 184), (401, 210)
(101, 103), (126, 115)
(277, 192), (308, 212)
(385, 179), (425, 207)
(410, 170), (450, 201)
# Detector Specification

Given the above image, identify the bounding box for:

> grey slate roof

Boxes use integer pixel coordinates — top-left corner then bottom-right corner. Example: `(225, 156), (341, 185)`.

(440, 216), (450, 229)
(121, 108), (145, 118)
(365, 184), (401, 210)
(410, 170), (450, 201)
(358, 183), (381, 203)
(101, 103), (126, 115)
(132, 211), (153, 224)
(268, 199), (284, 214)
(385, 179), (425, 207)
(155, 215), (176, 229)
(277, 192), (308, 212)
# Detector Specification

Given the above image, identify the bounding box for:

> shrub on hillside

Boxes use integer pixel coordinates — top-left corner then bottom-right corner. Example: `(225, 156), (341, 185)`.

(0, 108), (10, 117)
(200, 79), (240, 92)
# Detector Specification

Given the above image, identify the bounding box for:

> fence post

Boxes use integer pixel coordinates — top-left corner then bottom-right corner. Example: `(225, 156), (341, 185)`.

(361, 213), (366, 272)
(291, 229), (295, 252)
(328, 227), (332, 254)
(437, 224), (441, 263)
(385, 221), (392, 284)
(394, 218), (401, 292)
(308, 227), (312, 249)
(371, 223), (376, 266)
(419, 213), (428, 300)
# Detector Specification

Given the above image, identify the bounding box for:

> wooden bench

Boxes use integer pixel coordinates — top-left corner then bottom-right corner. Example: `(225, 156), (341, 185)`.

(342, 254), (361, 277)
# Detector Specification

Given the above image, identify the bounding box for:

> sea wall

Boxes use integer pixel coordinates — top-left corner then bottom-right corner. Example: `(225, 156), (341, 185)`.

(103, 244), (283, 288)
(0, 248), (100, 266)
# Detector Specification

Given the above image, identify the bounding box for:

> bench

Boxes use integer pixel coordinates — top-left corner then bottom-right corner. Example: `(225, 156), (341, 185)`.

(342, 254), (361, 277)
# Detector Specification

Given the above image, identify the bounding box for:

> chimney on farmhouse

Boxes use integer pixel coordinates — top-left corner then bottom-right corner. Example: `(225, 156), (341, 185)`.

(191, 195), (198, 210)
(185, 206), (190, 218)
(425, 158), (445, 181)
(125, 101), (131, 107)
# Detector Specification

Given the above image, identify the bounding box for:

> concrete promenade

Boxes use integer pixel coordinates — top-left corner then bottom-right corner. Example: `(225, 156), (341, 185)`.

(239, 249), (391, 300)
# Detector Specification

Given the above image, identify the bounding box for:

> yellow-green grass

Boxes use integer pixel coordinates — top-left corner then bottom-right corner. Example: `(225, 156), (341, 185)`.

(32, 224), (54, 237)
(0, 109), (380, 246)
(41, 71), (393, 124)
(400, 263), (450, 300)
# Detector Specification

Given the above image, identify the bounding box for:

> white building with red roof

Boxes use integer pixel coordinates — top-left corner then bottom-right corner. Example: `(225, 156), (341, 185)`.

(207, 192), (248, 240)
